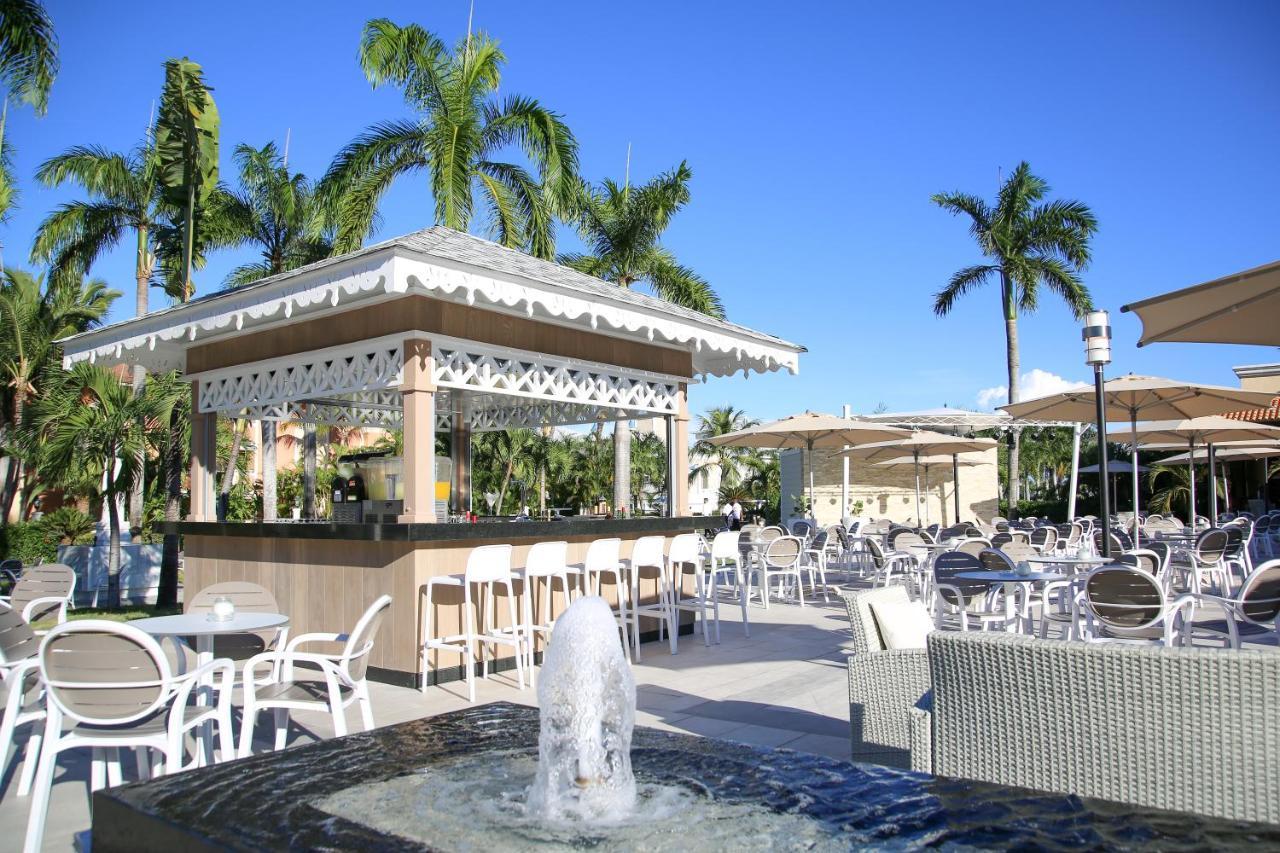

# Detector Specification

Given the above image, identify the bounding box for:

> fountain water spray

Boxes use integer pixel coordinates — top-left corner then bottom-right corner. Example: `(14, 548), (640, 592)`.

(526, 596), (636, 821)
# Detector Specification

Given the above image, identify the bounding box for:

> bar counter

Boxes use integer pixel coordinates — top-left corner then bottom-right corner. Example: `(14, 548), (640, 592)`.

(167, 516), (711, 687)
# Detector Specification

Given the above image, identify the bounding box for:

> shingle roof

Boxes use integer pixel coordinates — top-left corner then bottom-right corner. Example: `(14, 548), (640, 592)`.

(1223, 396), (1280, 424)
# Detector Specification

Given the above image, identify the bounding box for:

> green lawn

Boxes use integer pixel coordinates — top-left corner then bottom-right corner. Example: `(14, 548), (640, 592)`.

(34, 604), (182, 631)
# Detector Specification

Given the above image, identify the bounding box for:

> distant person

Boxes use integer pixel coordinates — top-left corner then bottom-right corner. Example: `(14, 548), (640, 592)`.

(721, 499), (734, 530)
(730, 498), (744, 531)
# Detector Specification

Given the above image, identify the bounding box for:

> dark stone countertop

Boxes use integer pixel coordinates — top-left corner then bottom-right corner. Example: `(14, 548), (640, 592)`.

(162, 515), (711, 541)
(91, 703), (1279, 852)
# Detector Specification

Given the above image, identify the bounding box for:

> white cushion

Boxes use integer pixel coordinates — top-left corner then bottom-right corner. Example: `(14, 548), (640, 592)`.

(869, 598), (932, 650)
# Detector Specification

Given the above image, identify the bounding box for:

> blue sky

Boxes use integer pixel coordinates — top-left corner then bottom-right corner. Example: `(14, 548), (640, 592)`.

(10, 1), (1280, 422)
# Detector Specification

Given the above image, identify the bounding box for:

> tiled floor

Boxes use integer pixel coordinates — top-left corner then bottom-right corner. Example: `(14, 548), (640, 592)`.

(0, 589), (858, 850)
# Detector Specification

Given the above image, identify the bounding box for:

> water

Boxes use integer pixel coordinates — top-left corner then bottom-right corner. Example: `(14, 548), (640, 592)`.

(525, 596), (637, 822)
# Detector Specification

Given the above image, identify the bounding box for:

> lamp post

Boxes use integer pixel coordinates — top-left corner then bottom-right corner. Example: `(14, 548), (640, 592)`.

(1083, 310), (1113, 558)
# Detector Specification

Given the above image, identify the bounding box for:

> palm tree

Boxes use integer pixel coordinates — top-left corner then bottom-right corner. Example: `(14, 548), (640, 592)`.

(0, 268), (116, 520)
(321, 19), (579, 258)
(932, 162), (1098, 509)
(560, 161), (723, 514)
(34, 362), (180, 607)
(0, 0), (58, 227)
(690, 405), (758, 493)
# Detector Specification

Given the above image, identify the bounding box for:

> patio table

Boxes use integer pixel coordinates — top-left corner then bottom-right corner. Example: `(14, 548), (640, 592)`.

(1027, 554), (1109, 573)
(955, 570), (1068, 633)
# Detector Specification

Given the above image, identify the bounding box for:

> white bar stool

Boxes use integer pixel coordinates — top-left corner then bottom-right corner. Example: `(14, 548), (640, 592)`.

(515, 540), (573, 685)
(706, 530), (750, 637)
(568, 538), (631, 662)
(625, 535), (676, 661)
(421, 543), (526, 702)
(669, 532), (719, 648)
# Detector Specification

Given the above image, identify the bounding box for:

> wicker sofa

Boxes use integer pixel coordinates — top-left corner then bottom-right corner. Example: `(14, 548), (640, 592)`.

(841, 587), (931, 768)
(909, 631), (1280, 823)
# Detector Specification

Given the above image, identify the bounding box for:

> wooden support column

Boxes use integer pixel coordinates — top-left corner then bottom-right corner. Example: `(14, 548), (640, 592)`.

(668, 384), (690, 516)
(451, 392), (471, 514)
(188, 382), (217, 521)
(399, 338), (437, 523)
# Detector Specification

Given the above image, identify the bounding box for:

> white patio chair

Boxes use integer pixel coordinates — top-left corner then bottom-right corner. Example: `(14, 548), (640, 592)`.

(705, 530), (749, 637)
(1186, 559), (1280, 649)
(932, 551), (1016, 633)
(668, 533), (719, 647)
(749, 536), (805, 608)
(242, 594), (392, 755)
(801, 529), (832, 602)
(0, 564), (75, 632)
(0, 603), (44, 797)
(1079, 565), (1194, 646)
(24, 620), (234, 853)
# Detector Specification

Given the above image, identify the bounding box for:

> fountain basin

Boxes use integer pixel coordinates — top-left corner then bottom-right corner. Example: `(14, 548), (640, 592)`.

(92, 703), (1278, 851)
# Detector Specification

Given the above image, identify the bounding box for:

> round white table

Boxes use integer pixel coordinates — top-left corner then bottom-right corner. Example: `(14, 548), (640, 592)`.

(130, 611), (290, 666)
(1027, 555), (1108, 572)
(955, 570), (1068, 633)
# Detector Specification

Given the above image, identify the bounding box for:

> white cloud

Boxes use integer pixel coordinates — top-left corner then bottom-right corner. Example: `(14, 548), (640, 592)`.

(976, 368), (1088, 410)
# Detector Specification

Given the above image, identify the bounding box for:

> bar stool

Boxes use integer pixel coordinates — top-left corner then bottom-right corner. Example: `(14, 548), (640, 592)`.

(669, 532), (719, 648)
(421, 543), (526, 702)
(706, 529), (750, 637)
(568, 538), (631, 662)
(625, 535), (676, 661)
(515, 540), (573, 685)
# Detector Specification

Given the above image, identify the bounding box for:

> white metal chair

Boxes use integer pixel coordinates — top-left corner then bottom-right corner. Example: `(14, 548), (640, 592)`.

(1079, 565), (1194, 646)
(516, 540), (573, 684)
(1187, 559), (1280, 649)
(423, 543), (526, 702)
(242, 594), (391, 755)
(0, 563), (75, 631)
(187, 580), (290, 662)
(749, 536), (805, 608)
(0, 603), (44, 797)
(801, 529), (833, 602)
(24, 621), (235, 853)
(625, 536), (676, 661)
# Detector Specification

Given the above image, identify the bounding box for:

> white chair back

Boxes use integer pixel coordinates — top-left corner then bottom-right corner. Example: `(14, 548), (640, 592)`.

(630, 536), (666, 570)
(710, 530), (741, 560)
(584, 538), (622, 573)
(341, 594), (392, 682)
(668, 533), (701, 565)
(525, 540), (568, 576)
(40, 620), (171, 727)
(465, 544), (513, 584)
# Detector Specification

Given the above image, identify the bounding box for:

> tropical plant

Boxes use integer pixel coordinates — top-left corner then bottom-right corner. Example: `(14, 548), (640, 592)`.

(560, 162), (723, 513)
(690, 405), (758, 492)
(153, 57), (219, 300)
(32, 362), (182, 607)
(932, 162), (1097, 509)
(39, 504), (94, 544)
(0, 0), (58, 225)
(220, 140), (333, 287)
(1147, 463), (1223, 521)
(320, 18), (579, 258)
(629, 431), (667, 513)
(0, 268), (116, 520)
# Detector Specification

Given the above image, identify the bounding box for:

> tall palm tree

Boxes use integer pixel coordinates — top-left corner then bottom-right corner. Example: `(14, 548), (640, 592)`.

(932, 162), (1097, 509)
(0, 268), (116, 520)
(560, 161), (723, 513)
(690, 405), (759, 492)
(321, 19), (578, 258)
(0, 0), (58, 228)
(34, 362), (180, 607)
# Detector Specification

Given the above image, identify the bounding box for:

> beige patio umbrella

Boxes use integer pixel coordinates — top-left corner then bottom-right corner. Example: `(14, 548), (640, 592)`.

(841, 431), (998, 526)
(1131, 418), (1280, 525)
(707, 412), (911, 517)
(874, 452), (989, 525)
(1001, 375), (1278, 537)
(1121, 259), (1280, 347)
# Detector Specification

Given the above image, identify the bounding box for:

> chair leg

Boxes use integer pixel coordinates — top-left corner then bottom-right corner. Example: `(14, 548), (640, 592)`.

(272, 708), (289, 751)
(505, 579), (525, 691)
(17, 731), (40, 796)
(106, 748), (123, 788)
(238, 706), (257, 758)
(91, 747), (106, 792)
(523, 575), (537, 688)
(421, 584), (435, 695)
(357, 682), (375, 731)
(21, 727), (59, 853)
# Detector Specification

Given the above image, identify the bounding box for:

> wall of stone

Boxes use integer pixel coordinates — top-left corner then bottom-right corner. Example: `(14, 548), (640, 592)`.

(781, 447), (999, 526)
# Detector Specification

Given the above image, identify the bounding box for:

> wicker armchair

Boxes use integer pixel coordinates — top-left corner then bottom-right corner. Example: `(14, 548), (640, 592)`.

(841, 587), (930, 769)
(908, 631), (1280, 823)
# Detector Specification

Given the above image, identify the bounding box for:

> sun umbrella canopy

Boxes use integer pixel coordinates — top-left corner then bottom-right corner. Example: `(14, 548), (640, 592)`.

(1121, 259), (1280, 347)
(1079, 460), (1149, 474)
(706, 411), (910, 449)
(1155, 444), (1280, 464)
(1000, 374), (1279, 422)
(1129, 417), (1280, 448)
(874, 454), (989, 468)
(839, 430), (998, 461)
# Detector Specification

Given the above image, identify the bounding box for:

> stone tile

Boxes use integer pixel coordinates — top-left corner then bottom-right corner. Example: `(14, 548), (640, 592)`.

(780, 732), (852, 761)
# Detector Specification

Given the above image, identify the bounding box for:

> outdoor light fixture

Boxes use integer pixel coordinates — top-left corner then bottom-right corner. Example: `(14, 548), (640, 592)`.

(1083, 310), (1113, 557)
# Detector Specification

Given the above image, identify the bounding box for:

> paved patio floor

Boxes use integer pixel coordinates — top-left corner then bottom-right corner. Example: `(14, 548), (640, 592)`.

(0, 588), (857, 851)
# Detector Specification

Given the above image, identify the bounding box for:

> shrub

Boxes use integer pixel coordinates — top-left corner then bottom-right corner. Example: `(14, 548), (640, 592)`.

(0, 521), (58, 564)
(40, 506), (96, 545)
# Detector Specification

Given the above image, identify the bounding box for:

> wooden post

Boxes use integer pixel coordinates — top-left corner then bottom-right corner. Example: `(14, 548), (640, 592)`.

(399, 338), (438, 523)
(188, 382), (217, 521)
(669, 384), (690, 516)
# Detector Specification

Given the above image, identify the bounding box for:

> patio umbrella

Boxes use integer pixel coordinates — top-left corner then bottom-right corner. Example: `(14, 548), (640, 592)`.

(841, 431), (998, 526)
(1078, 460), (1149, 473)
(707, 412), (910, 518)
(1130, 417), (1280, 525)
(1121, 259), (1280, 347)
(874, 453), (988, 525)
(1001, 375), (1278, 538)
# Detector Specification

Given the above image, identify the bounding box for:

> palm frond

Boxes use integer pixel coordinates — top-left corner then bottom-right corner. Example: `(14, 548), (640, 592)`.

(643, 248), (723, 318)
(0, 0), (57, 114)
(932, 264), (996, 316)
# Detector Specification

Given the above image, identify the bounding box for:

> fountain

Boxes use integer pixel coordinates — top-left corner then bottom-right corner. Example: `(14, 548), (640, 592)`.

(92, 598), (1280, 851)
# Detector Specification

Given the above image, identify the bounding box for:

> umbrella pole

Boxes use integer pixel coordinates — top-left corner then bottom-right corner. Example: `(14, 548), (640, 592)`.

(923, 462), (931, 527)
(1131, 412), (1141, 545)
(952, 453), (961, 524)
(807, 438), (815, 523)
(1208, 444), (1219, 526)
(913, 452), (923, 528)
(1067, 423), (1081, 521)
(1188, 438), (1196, 528)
